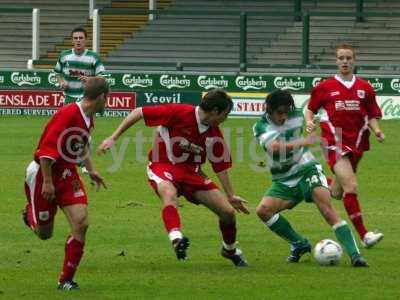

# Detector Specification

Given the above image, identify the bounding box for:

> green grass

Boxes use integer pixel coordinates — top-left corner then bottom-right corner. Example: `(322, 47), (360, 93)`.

(0, 116), (399, 299)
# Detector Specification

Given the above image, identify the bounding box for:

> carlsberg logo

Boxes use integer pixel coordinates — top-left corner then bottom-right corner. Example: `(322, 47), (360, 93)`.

(103, 74), (116, 86)
(0, 75), (4, 84)
(368, 79), (383, 92)
(235, 76), (267, 91)
(11, 72), (41, 86)
(197, 76), (228, 89)
(160, 75), (191, 89)
(48, 72), (58, 86)
(122, 74), (153, 88)
(274, 77), (305, 91)
(390, 79), (400, 93)
(312, 77), (323, 87)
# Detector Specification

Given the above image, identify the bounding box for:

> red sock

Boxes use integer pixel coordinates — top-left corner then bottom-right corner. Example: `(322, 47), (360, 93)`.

(162, 205), (181, 233)
(59, 235), (84, 283)
(24, 183), (36, 229)
(219, 220), (237, 251)
(343, 193), (368, 239)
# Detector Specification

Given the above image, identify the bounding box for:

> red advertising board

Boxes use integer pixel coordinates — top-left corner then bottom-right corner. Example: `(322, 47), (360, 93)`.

(0, 90), (136, 110)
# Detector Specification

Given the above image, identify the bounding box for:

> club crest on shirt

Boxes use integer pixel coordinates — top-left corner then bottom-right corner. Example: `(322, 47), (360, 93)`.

(357, 89), (365, 99)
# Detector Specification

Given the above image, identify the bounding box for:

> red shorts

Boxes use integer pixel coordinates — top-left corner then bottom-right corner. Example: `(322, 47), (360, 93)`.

(147, 162), (218, 204)
(24, 161), (87, 226)
(324, 146), (363, 172)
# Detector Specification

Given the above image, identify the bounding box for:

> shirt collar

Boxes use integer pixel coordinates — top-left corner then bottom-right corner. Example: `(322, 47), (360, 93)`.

(195, 106), (209, 133)
(334, 74), (356, 89)
(76, 102), (91, 129)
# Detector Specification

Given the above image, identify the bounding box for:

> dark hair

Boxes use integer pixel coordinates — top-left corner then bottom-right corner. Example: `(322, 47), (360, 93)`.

(200, 89), (233, 113)
(84, 77), (109, 100)
(265, 89), (295, 113)
(71, 26), (87, 38)
(336, 43), (356, 59)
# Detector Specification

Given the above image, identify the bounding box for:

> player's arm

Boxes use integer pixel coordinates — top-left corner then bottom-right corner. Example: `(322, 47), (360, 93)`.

(39, 157), (56, 202)
(81, 145), (106, 190)
(304, 108), (316, 133)
(365, 86), (385, 143)
(267, 134), (316, 154)
(368, 118), (385, 143)
(97, 108), (143, 154)
(216, 170), (249, 214)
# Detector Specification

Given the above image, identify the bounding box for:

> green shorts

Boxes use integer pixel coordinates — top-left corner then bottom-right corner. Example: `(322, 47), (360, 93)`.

(265, 164), (328, 206)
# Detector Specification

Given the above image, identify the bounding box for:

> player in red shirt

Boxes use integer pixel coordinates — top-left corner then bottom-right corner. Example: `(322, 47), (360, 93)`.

(97, 89), (249, 266)
(305, 44), (384, 248)
(23, 77), (108, 290)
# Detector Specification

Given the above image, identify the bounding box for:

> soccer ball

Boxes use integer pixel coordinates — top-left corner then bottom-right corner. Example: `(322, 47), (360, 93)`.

(313, 239), (343, 265)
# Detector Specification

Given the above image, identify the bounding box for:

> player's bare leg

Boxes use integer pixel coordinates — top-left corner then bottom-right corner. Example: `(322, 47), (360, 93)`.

(256, 196), (310, 262)
(312, 187), (368, 267)
(194, 189), (247, 266)
(157, 181), (189, 260)
(57, 204), (88, 290)
(334, 157), (383, 247)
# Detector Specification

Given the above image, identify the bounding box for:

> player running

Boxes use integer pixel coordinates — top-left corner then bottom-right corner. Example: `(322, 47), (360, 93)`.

(97, 89), (249, 266)
(254, 89), (368, 267)
(305, 43), (384, 248)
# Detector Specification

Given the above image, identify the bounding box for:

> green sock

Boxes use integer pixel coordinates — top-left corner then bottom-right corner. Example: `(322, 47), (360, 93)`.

(266, 214), (306, 244)
(334, 221), (360, 257)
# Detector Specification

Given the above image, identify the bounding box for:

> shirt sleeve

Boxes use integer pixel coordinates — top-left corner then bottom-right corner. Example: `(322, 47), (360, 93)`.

(253, 119), (279, 151)
(94, 54), (105, 75)
(35, 111), (71, 161)
(54, 56), (62, 74)
(308, 85), (325, 113)
(207, 127), (232, 173)
(142, 104), (180, 127)
(365, 84), (382, 119)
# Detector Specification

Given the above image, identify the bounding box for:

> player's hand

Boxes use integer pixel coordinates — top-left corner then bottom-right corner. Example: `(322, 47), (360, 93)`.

(303, 132), (318, 147)
(80, 75), (89, 83)
(59, 80), (68, 90)
(42, 181), (56, 202)
(97, 137), (116, 155)
(88, 170), (107, 191)
(306, 120), (315, 133)
(375, 130), (385, 143)
(228, 195), (250, 214)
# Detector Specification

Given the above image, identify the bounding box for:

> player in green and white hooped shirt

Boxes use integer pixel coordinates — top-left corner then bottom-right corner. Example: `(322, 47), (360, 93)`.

(253, 89), (368, 267)
(55, 27), (105, 104)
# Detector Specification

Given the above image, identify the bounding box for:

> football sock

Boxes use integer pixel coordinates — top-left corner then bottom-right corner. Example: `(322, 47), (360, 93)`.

(219, 220), (237, 253)
(343, 193), (368, 239)
(265, 214), (306, 244)
(333, 220), (359, 257)
(162, 205), (182, 242)
(59, 235), (84, 283)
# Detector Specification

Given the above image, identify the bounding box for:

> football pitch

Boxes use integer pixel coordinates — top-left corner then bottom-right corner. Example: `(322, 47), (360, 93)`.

(1, 116), (399, 299)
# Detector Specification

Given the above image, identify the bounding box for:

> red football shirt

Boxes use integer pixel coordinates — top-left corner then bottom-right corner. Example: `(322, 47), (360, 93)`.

(34, 103), (93, 168)
(142, 104), (232, 173)
(308, 75), (382, 152)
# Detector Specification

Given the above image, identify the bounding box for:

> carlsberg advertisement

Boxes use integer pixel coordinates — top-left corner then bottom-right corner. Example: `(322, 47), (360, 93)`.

(0, 70), (399, 119)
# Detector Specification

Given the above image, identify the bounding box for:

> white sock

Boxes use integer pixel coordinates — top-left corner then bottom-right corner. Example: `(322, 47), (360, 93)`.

(168, 230), (183, 242)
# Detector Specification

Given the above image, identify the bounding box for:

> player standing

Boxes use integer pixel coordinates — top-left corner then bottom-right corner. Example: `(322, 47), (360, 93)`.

(254, 89), (368, 267)
(305, 44), (384, 248)
(97, 89), (250, 266)
(54, 27), (105, 104)
(23, 77), (108, 290)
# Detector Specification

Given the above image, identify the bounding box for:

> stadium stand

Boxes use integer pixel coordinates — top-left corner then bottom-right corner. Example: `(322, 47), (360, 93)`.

(0, 0), (112, 69)
(1, 0), (400, 72)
